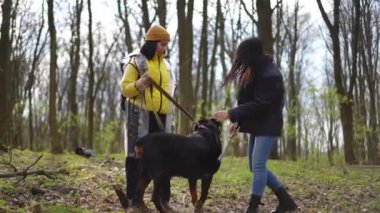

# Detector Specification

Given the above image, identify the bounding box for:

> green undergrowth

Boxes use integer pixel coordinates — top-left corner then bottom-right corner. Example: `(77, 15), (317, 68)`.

(0, 150), (379, 212)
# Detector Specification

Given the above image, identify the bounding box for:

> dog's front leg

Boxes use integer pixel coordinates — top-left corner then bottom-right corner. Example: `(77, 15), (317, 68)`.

(135, 174), (151, 208)
(153, 178), (175, 213)
(195, 175), (213, 211)
(152, 179), (165, 212)
(188, 178), (197, 205)
(160, 177), (174, 212)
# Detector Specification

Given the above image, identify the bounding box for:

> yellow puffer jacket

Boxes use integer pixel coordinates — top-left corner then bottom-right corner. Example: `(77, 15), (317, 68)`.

(120, 54), (171, 114)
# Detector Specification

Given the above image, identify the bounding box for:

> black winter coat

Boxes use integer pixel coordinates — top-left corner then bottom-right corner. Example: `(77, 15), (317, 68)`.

(228, 62), (284, 136)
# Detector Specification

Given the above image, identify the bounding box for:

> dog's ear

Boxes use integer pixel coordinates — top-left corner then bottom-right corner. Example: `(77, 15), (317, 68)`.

(210, 118), (222, 129)
(193, 122), (200, 131)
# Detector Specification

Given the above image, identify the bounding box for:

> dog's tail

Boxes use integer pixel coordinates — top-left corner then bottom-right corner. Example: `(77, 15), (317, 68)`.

(134, 144), (144, 158)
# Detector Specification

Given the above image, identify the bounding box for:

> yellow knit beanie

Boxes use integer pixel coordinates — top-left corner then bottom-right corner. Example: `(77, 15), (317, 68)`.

(145, 24), (170, 41)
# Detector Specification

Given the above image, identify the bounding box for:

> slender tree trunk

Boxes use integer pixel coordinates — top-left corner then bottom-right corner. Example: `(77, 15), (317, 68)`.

(286, 2), (299, 161)
(117, 0), (133, 52)
(0, 0), (13, 148)
(217, 0), (230, 109)
(47, 0), (62, 153)
(177, 0), (194, 134)
(256, 0), (274, 55)
(157, 0), (167, 27)
(68, 0), (83, 149)
(87, 0), (95, 148)
(200, 0), (208, 118)
(208, 25), (218, 113)
(317, 0), (357, 164)
(356, 64), (367, 163)
(26, 1), (46, 150)
(361, 0), (379, 164)
(141, 0), (150, 31)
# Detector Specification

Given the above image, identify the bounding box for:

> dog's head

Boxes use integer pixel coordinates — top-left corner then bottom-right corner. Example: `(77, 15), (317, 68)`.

(193, 118), (221, 132)
(193, 118), (222, 145)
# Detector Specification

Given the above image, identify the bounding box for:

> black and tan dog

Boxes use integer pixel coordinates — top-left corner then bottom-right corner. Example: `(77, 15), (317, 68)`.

(134, 118), (222, 213)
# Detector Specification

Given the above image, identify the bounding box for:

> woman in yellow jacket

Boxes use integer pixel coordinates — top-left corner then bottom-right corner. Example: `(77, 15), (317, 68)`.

(120, 24), (175, 210)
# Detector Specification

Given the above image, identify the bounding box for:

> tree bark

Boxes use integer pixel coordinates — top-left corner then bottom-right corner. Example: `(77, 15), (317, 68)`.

(177, 0), (195, 134)
(157, 0), (167, 27)
(68, 0), (83, 149)
(217, 0), (230, 109)
(47, 0), (62, 153)
(317, 0), (357, 164)
(256, 0), (274, 55)
(360, 0), (379, 164)
(26, 0), (46, 150)
(141, 0), (150, 31)
(285, 1), (299, 161)
(208, 19), (218, 113)
(200, 0), (208, 118)
(87, 0), (95, 149)
(117, 0), (133, 52)
(0, 0), (13, 147)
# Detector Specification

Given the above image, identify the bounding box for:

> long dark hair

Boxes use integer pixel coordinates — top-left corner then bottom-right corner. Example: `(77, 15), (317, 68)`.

(223, 37), (272, 86)
(140, 41), (158, 60)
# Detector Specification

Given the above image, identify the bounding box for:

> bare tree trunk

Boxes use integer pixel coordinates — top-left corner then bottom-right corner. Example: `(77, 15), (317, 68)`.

(256, 0), (274, 55)
(217, 0), (230, 109)
(274, 0), (286, 159)
(26, 1), (46, 150)
(208, 23), (218, 113)
(177, 0), (194, 134)
(68, 0), (83, 149)
(87, 0), (95, 149)
(47, 0), (62, 153)
(0, 0), (13, 148)
(141, 0), (150, 31)
(317, 0), (357, 164)
(200, 0), (208, 118)
(157, 0), (167, 27)
(117, 0), (133, 52)
(361, 0), (379, 164)
(285, 1), (299, 161)
(355, 64), (367, 163)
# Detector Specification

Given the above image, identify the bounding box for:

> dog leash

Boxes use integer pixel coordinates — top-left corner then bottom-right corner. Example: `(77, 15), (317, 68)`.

(147, 76), (195, 122)
(218, 134), (234, 161)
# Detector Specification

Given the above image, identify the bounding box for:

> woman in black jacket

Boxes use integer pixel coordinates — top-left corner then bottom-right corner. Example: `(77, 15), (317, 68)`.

(213, 37), (297, 213)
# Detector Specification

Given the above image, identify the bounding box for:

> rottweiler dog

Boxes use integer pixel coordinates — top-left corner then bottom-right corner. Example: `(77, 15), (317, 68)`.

(134, 118), (222, 213)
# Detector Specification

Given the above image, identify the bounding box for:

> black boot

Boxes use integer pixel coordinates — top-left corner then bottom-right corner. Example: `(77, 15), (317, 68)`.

(245, 194), (262, 213)
(271, 186), (297, 213)
(125, 157), (141, 205)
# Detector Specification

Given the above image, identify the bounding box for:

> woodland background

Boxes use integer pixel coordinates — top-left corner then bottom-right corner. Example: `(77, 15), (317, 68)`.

(1, 0), (380, 166)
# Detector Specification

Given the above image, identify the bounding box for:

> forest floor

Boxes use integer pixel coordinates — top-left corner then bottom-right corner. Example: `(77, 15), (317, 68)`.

(0, 149), (379, 213)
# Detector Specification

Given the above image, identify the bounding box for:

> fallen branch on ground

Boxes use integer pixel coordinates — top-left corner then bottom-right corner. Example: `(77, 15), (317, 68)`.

(0, 154), (67, 182)
(0, 168), (67, 179)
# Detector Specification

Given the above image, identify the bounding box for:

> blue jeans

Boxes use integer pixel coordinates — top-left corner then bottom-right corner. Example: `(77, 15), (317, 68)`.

(248, 135), (282, 197)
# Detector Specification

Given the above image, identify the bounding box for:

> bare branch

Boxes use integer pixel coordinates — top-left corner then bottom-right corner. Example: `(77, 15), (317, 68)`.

(316, 0), (333, 32)
(0, 168), (67, 179)
(240, 0), (256, 24)
(271, 0), (282, 13)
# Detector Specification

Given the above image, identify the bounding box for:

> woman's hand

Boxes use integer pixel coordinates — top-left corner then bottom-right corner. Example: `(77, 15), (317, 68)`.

(135, 73), (152, 92)
(212, 110), (229, 121)
(229, 123), (239, 135)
